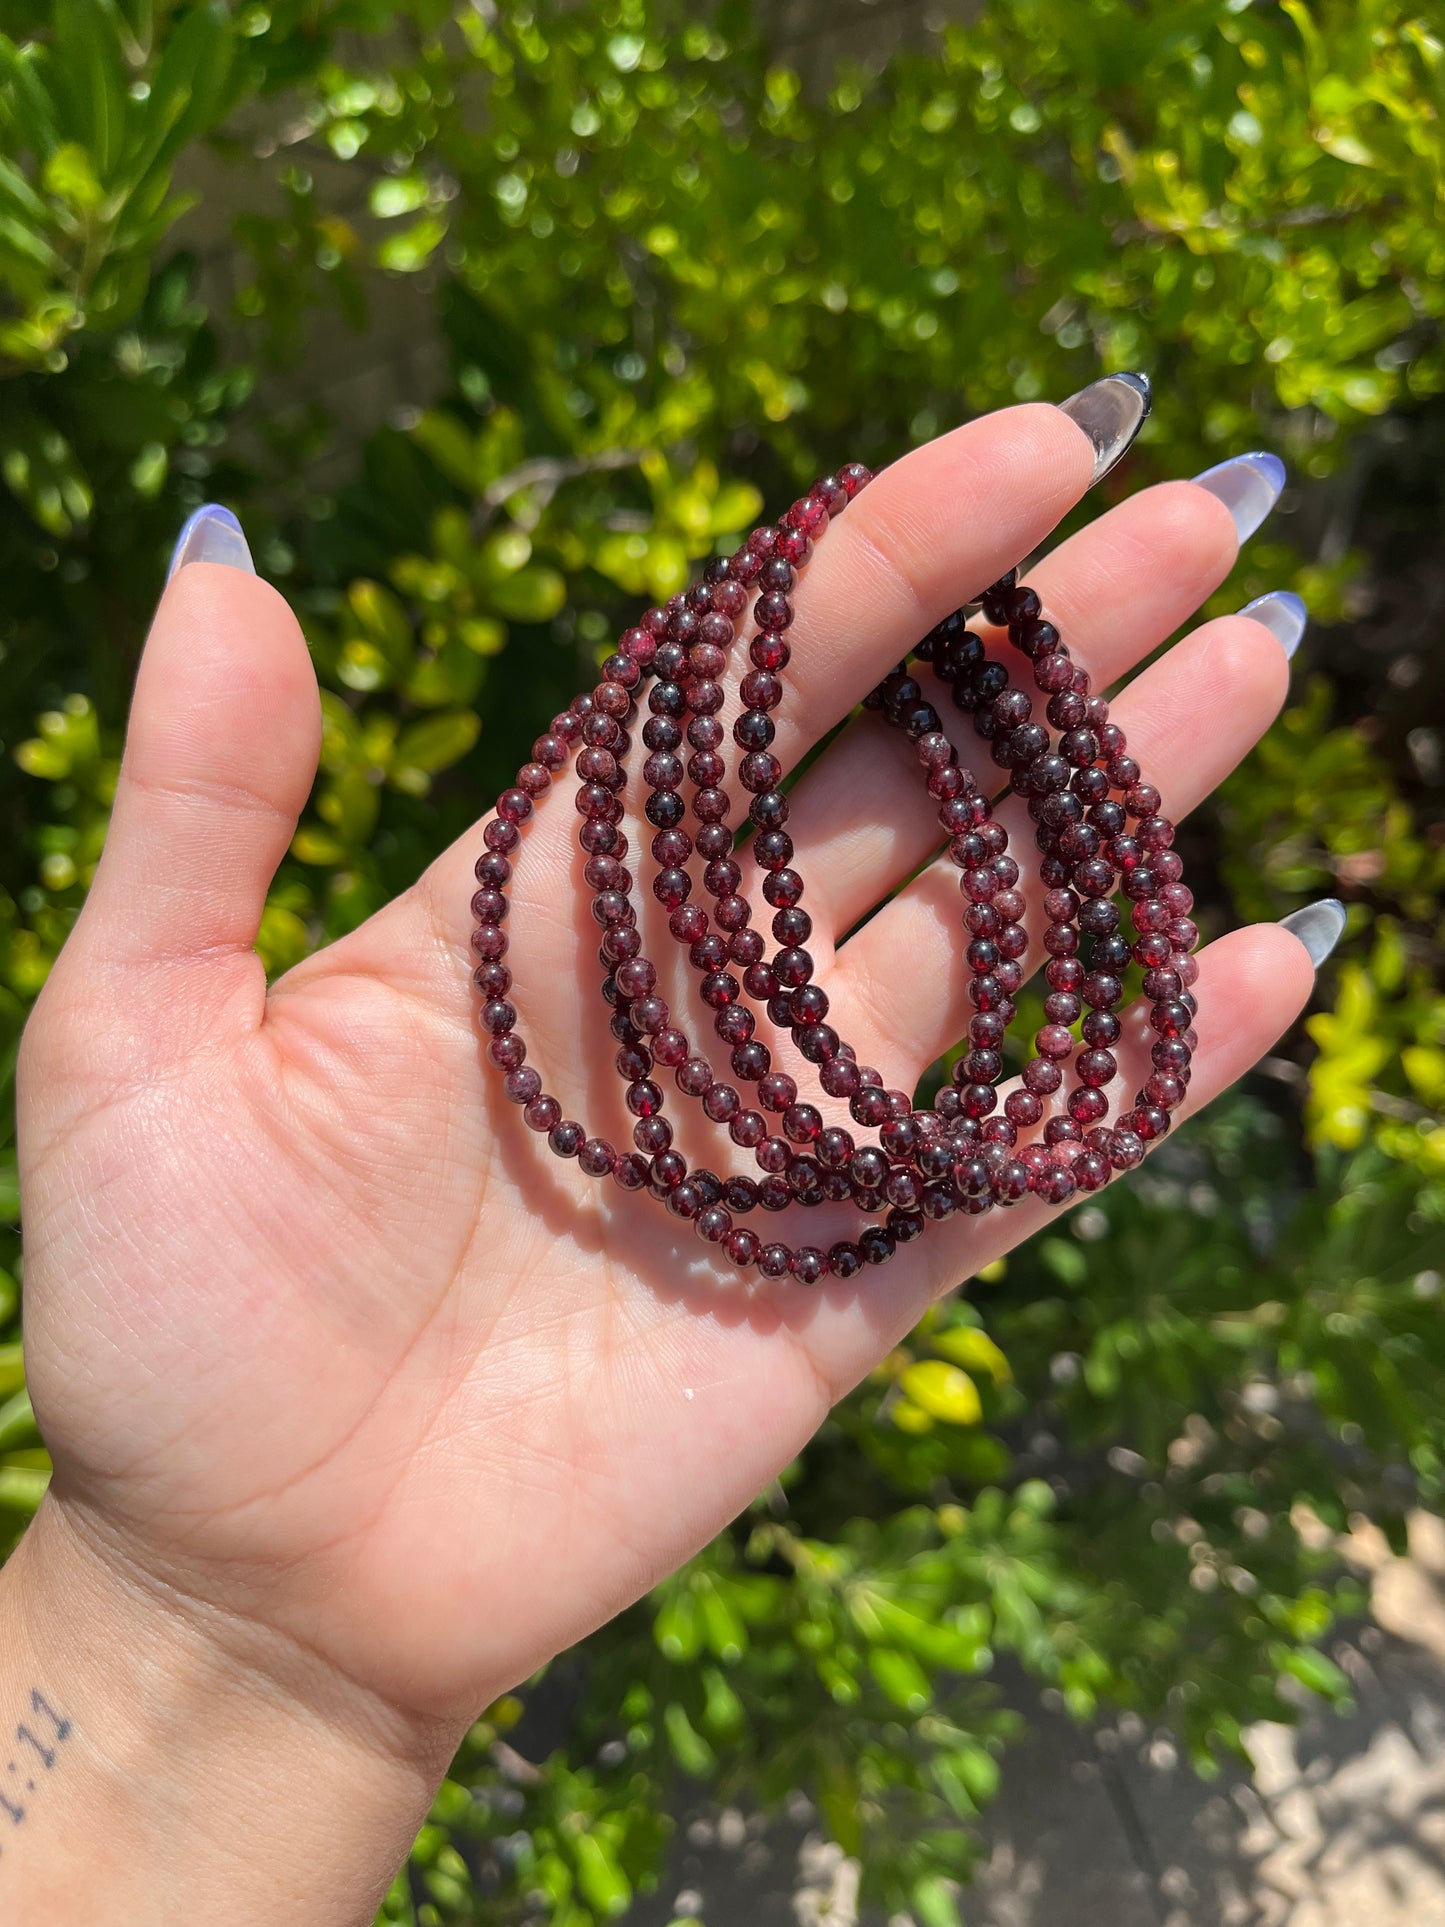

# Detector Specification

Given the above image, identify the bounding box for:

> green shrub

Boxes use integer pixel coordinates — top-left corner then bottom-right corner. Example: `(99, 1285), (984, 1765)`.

(1, 3), (1442, 1922)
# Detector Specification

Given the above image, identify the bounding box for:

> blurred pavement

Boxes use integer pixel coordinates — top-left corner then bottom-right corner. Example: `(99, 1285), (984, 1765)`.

(636, 1515), (1445, 1927)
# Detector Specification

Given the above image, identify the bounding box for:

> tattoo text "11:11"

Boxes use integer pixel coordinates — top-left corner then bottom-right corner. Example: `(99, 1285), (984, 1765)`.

(0, 1691), (72, 1841)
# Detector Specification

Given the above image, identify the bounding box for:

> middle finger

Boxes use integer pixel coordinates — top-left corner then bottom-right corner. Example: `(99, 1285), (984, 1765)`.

(763, 473), (1247, 937)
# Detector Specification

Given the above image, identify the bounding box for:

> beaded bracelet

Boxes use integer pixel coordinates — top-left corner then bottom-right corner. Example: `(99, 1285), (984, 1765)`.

(470, 463), (1196, 1283)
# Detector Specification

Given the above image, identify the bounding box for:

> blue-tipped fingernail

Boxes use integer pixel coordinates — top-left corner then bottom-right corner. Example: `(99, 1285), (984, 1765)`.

(1191, 452), (1286, 541)
(1240, 590), (1308, 659)
(1057, 372), (1152, 484)
(166, 504), (255, 583)
(1279, 898), (1346, 969)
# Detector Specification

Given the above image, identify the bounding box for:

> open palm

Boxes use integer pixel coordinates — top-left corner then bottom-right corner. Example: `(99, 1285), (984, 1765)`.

(17, 401), (1313, 1738)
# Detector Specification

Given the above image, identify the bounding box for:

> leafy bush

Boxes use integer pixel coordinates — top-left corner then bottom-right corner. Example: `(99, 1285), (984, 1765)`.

(1, 2), (1442, 1922)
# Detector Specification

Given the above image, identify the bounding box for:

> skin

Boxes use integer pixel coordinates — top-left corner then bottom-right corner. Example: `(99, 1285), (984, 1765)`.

(0, 402), (1314, 1921)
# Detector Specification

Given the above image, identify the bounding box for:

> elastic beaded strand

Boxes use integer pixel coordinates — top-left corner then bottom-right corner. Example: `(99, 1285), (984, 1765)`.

(471, 463), (1197, 1280)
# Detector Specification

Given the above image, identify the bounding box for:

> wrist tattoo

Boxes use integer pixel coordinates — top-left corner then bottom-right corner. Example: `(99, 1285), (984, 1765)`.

(0, 1691), (72, 1837)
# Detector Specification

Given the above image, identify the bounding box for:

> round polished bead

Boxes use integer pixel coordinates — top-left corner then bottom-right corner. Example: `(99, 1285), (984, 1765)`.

(858, 1225), (895, 1266)
(758, 1071), (798, 1113)
(725, 1228), (762, 1268)
(1023, 1058), (1063, 1095)
(789, 1247), (828, 1286)
(697, 1204), (733, 1244)
(623, 1068), (669, 1115)
(523, 1094), (561, 1134)
(503, 1068), (542, 1105)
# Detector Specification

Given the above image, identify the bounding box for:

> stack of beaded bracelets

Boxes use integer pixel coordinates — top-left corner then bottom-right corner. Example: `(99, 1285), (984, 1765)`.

(470, 462), (1197, 1284)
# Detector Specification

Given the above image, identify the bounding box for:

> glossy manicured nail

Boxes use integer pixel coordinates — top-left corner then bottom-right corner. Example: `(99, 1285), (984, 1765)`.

(1279, 898), (1346, 969)
(1240, 590), (1308, 659)
(166, 504), (255, 583)
(1057, 372), (1152, 485)
(1192, 452), (1286, 541)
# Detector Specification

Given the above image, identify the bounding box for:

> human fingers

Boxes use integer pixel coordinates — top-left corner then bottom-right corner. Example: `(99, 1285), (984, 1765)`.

(38, 510), (320, 1059)
(769, 458), (1284, 937)
(362, 388), (1130, 991)
(829, 608), (1294, 1082)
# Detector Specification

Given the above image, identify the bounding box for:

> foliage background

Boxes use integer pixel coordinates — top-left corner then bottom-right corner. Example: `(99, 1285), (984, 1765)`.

(1, 0), (1443, 1920)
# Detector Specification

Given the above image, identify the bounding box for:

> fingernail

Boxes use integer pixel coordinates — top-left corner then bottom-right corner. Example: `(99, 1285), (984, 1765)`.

(1192, 452), (1286, 541)
(166, 504), (255, 583)
(1240, 590), (1308, 659)
(1056, 372), (1152, 485)
(1279, 898), (1346, 969)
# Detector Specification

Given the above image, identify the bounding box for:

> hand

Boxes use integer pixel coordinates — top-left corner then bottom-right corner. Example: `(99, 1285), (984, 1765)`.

(7, 399), (1319, 1920)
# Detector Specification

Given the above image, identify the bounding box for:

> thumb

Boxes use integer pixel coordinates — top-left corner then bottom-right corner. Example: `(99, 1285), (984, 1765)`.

(67, 505), (321, 1033)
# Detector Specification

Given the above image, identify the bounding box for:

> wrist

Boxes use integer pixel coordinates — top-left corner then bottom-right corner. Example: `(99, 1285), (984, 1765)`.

(0, 1496), (463, 1924)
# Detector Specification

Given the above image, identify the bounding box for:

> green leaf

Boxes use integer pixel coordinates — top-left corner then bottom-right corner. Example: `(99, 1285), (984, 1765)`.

(901, 1360), (982, 1426)
(1, 414), (93, 535)
(574, 1831), (631, 1918)
(0, 154), (51, 225)
(487, 564), (566, 623)
(642, 534), (690, 599)
(698, 1581), (747, 1662)
(347, 579), (413, 671)
(1280, 1646), (1352, 1704)
(699, 1665), (744, 1738)
(127, 440), (168, 496)
(0, 1467), (49, 1514)
(0, 38), (62, 161)
(663, 1700), (716, 1776)
(867, 1645), (933, 1712)
(708, 478), (765, 536)
(950, 1741), (1000, 1806)
(370, 174), (431, 218)
(256, 904), (313, 977)
(412, 411), (481, 492)
(51, 0), (127, 179)
(654, 1589), (702, 1662)
(391, 710), (480, 780)
(817, 1753), (863, 1855)
(377, 215), (447, 273)
(869, 1598), (987, 1675)
(113, 4), (234, 204)
(319, 768), (382, 847)
(0, 1344), (25, 1401)
(1039, 1237), (1088, 1287)
(930, 1327), (1011, 1384)
(459, 616), (507, 656)
(42, 140), (103, 211)
(0, 1391), (36, 1452)
(290, 826), (348, 867)
(0, 207), (64, 274)
(911, 1875), (962, 1927)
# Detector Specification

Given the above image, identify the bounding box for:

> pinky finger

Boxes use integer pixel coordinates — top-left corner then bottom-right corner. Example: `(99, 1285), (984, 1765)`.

(915, 918), (1327, 1300)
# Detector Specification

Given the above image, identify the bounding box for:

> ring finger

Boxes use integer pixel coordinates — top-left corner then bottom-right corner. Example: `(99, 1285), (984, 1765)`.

(827, 608), (1293, 1084)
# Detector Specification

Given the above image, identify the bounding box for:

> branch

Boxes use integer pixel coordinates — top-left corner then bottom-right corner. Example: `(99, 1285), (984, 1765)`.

(1112, 197), (1402, 246)
(472, 447), (646, 538)
(1255, 1055), (1436, 1126)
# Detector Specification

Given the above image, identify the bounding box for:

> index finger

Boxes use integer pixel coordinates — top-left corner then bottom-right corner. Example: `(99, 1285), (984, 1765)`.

(764, 399), (1101, 770)
(385, 389), (1117, 983)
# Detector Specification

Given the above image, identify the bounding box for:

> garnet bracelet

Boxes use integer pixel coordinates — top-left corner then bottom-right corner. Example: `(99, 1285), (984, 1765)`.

(469, 453), (1196, 1283)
